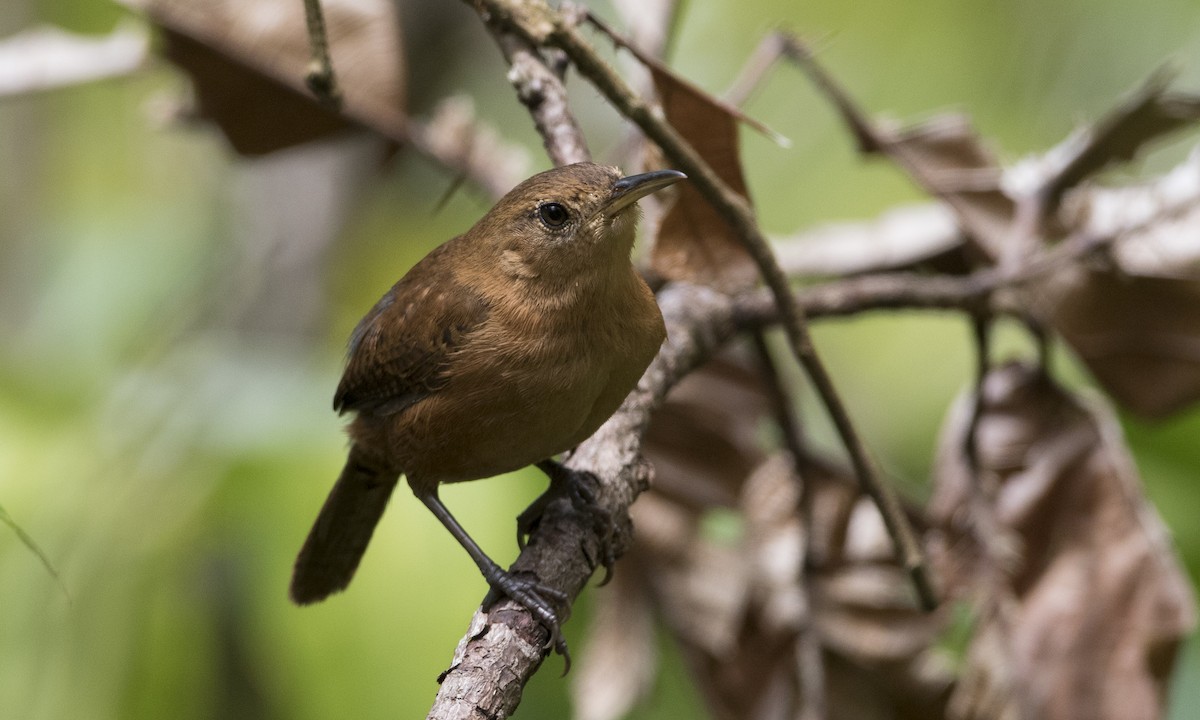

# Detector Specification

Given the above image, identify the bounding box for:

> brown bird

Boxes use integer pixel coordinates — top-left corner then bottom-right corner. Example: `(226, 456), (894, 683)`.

(290, 162), (685, 655)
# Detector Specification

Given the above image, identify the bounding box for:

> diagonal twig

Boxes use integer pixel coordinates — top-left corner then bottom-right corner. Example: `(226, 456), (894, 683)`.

(472, 4), (591, 166)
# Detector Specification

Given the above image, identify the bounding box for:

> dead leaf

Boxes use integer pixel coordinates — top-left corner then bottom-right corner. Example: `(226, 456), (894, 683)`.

(572, 566), (659, 720)
(1066, 149), (1200, 277)
(624, 348), (951, 720)
(772, 202), (960, 277)
(876, 115), (1015, 261)
(1049, 268), (1200, 417)
(120, 0), (404, 155)
(647, 64), (760, 291)
(792, 39), (1200, 267)
(1019, 145), (1200, 418)
(929, 361), (1196, 720)
(641, 351), (773, 510)
(1037, 70), (1200, 213)
(784, 37), (1013, 261)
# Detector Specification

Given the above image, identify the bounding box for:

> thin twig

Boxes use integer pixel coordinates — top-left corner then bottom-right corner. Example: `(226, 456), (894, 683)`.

(751, 331), (807, 464)
(964, 314), (992, 475)
(474, 8), (591, 166)
(749, 332), (827, 719)
(723, 31), (790, 107)
(301, 0), (341, 107)
(0, 504), (71, 603)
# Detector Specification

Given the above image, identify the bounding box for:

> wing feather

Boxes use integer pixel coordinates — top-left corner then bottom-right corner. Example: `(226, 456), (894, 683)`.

(333, 242), (487, 416)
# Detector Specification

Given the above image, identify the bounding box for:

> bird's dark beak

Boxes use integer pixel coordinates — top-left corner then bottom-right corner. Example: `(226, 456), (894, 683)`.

(602, 169), (687, 217)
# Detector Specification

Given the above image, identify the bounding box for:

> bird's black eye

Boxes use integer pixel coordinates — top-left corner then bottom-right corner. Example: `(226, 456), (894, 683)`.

(538, 202), (569, 228)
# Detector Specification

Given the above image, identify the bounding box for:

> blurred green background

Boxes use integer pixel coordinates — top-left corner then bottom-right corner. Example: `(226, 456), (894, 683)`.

(2, 0), (1199, 718)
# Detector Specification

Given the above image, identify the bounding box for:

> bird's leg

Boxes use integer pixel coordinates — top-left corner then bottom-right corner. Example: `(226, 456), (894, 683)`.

(516, 459), (617, 585)
(418, 489), (571, 664)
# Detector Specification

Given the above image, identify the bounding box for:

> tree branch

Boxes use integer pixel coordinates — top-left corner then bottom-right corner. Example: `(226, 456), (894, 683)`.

(427, 284), (736, 720)
(471, 2), (591, 166)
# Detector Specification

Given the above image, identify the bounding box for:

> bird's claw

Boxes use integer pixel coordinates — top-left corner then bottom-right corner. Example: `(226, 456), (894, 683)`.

(520, 462), (619, 584)
(482, 566), (572, 672)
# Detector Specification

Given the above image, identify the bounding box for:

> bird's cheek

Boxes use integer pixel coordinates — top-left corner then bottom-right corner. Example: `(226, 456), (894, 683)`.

(499, 249), (540, 280)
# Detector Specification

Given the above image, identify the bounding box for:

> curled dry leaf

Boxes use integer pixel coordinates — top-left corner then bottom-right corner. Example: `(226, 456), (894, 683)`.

(787, 38), (1012, 260)
(647, 64), (759, 292)
(576, 348), (950, 720)
(640, 352), (773, 510)
(1072, 149), (1200, 277)
(928, 361), (1196, 720)
(119, 0), (404, 155)
(1011, 70), (1200, 215)
(1038, 151), (1200, 418)
(798, 40), (1200, 269)
(869, 115), (1014, 262)
(571, 565), (658, 720)
(1049, 268), (1200, 418)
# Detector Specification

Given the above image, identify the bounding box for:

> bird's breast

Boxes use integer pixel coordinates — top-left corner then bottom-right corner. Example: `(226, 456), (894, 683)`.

(391, 275), (664, 484)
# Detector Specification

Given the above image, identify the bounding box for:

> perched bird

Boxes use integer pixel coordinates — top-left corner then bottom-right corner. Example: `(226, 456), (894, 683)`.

(290, 162), (685, 654)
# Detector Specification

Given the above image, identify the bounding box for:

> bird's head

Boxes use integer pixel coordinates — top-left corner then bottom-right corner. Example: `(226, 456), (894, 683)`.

(468, 162), (685, 284)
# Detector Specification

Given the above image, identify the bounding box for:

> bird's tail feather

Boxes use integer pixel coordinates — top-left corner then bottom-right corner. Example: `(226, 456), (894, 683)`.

(290, 448), (400, 605)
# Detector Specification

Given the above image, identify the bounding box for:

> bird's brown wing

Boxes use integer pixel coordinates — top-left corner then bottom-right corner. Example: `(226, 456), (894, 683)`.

(333, 242), (488, 416)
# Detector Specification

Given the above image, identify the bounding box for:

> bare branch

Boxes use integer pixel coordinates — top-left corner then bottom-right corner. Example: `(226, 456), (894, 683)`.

(427, 284), (737, 720)
(469, 3), (591, 166)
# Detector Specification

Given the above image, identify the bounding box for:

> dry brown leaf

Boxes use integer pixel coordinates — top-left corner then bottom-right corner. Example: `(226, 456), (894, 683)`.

(630, 348), (950, 719)
(121, 0), (404, 155)
(1037, 70), (1200, 212)
(648, 65), (759, 291)
(794, 42), (1200, 266)
(805, 458), (952, 720)
(572, 566), (658, 720)
(944, 603), (1023, 720)
(929, 361), (1196, 720)
(786, 39), (1013, 260)
(1025, 150), (1200, 418)
(1049, 268), (1200, 418)
(772, 202), (961, 278)
(641, 351), (773, 510)
(875, 115), (1014, 261)
(633, 350), (796, 719)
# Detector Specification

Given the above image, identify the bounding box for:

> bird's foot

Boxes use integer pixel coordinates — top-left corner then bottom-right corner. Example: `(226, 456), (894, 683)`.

(481, 564), (572, 671)
(520, 461), (618, 585)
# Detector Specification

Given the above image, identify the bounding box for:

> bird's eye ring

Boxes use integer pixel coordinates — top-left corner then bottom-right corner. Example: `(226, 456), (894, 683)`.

(538, 202), (569, 228)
